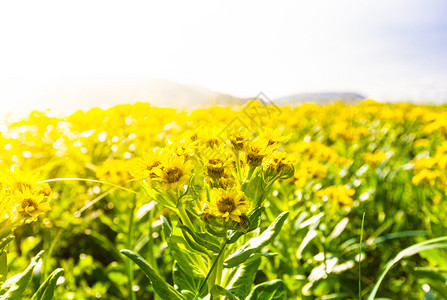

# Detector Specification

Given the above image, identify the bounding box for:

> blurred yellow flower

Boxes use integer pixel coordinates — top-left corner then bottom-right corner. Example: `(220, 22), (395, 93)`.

(315, 185), (355, 206)
(14, 188), (51, 221)
(362, 152), (387, 167)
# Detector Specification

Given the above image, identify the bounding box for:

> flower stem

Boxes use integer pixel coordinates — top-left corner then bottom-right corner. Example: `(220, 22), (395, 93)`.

(126, 194), (137, 300)
(193, 238), (228, 300)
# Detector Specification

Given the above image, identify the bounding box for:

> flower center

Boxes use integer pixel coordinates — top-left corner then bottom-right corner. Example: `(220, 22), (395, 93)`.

(217, 197), (236, 213)
(165, 167), (183, 183)
(21, 198), (38, 212)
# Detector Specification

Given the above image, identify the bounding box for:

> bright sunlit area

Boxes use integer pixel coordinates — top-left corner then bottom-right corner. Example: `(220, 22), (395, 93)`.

(1, 0), (446, 116)
(1, 1), (447, 300)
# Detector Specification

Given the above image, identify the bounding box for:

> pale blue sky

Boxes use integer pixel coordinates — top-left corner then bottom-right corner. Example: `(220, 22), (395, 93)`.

(0, 0), (446, 114)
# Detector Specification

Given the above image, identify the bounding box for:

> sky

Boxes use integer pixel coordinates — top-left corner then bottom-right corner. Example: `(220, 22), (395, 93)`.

(1, 0), (447, 115)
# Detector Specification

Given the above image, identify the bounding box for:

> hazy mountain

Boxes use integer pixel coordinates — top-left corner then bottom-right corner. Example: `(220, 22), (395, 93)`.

(275, 92), (366, 104)
(0, 79), (243, 119)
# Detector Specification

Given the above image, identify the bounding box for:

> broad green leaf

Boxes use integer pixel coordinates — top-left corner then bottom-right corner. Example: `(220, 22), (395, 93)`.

(88, 231), (123, 263)
(168, 242), (207, 278)
(120, 249), (186, 300)
(180, 290), (196, 300)
(31, 268), (64, 300)
(179, 225), (220, 253)
(173, 262), (204, 297)
(224, 212), (289, 268)
(0, 250), (44, 300)
(226, 257), (261, 299)
(179, 227), (210, 255)
(245, 280), (287, 300)
(210, 285), (238, 300)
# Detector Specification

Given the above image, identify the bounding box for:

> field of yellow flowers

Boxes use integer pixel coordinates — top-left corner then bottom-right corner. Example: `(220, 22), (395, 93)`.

(1, 100), (447, 299)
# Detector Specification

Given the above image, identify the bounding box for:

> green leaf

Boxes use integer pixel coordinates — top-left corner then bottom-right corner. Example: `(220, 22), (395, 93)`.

(0, 252), (6, 284)
(210, 285), (238, 300)
(0, 250), (44, 300)
(245, 280), (287, 300)
(369, 230), (428, 245)
(173, 262), (204, 297)
(224, 212), (289, 268)
(179, 227), (210, 255)
(180, 290), (196, 300)
(31, 268), (64, 300)
(226, 257), (261, 299)
(88, 231), (123, 263)
(161, 215), (173, 239)
(0, 236), (13, 253)
(367, 236), (447, 300)
(120, 249), (186, 300)
(141, 184), (177, 210)
(179, 225), (220, 253)
(168, 242), (207, 278)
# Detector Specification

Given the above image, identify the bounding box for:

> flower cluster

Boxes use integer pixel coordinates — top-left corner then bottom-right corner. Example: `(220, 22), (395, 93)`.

(127, 125), (294, 231)
(0, 169), (51, 239)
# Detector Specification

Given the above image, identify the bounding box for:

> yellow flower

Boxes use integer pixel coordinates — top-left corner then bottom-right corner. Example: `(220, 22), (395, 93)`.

(413, 157), (437, 171)
(201, 144), (232, 180)
(433, 195), (441, 204)
(209, 187), (249, 222)
(260, 128), (289, 146)
(262, 152), (295, 178)
(5, 169), (51, 196)
(413, 139), (430, 148)
(292, 160), (328, 186)
(153, 154), (194, 191)
(166, 134), (196, 158)
(315, 185), (355, 207)
(128, 149), (163, 180)
(197, 126), (223, 149)
(96, 159), (131, 185)
(244, 138), (276, 167)
(218, 171), (239, 190)
(362, 152), (387, 167)
(0, 188), (15, 223)
(412, 169), (445, 186)
(14, 188), (51, 221)
(227, 127), (250, 151)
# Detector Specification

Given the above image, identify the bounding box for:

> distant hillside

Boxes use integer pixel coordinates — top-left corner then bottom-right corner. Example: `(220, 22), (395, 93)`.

(0, 79), (243, 119)
(47, 79), (243, 110)
(275, 92), (366, 104)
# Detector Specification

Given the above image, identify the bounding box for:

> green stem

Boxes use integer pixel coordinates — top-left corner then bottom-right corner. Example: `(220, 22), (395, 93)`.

(126, 195), (137, 300)
(41, 227), (64, 284)
(215, 245), (226, 287)
(234, 151), (243, 183)
(194, 239), (228, 300)
(359, 212), (365, 300)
